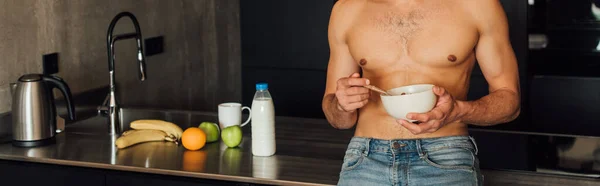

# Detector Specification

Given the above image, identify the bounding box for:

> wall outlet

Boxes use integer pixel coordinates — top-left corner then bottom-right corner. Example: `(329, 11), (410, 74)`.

(144, 36), (164, 56)
(43, 53), (59, 75)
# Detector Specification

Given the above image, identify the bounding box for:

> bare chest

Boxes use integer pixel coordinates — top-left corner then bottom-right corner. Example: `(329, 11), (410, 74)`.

(346, 1), (479, 70)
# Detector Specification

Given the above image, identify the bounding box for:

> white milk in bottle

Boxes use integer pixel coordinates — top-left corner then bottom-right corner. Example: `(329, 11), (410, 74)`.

(251, 82), (276, 156)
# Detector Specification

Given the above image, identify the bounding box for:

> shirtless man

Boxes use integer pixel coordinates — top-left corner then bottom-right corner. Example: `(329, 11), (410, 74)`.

(322, 0), (520, 185)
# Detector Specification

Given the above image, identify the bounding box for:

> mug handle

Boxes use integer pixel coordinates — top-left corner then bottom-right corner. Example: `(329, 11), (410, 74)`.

(240, 106), (252, 127)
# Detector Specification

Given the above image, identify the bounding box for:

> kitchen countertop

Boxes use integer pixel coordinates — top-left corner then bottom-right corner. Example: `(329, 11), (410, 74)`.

(0, 108), (353, 186)
(0, 108), (599, 186)
(0, 133), (344, 186)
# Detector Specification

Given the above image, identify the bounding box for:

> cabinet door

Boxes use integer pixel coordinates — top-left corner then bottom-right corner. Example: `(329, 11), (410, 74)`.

(106, 170), (268, 186)
(241, 0), (335, 118)
(242, 67), (327, 118)
(0, 160), (105, 186)
(240, 0), (334, 70)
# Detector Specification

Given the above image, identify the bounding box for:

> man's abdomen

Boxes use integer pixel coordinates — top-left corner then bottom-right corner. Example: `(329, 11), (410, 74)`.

(354, 64), (474, 140)
(353, 97), (470, 140)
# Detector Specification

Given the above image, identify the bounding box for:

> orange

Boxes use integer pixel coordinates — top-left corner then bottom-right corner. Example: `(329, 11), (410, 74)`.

(182, 127), (207, 150)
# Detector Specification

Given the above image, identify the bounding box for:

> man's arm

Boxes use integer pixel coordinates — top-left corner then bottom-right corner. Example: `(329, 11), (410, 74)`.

(456, 0), (521, 126)
(322, 1), (368, 129)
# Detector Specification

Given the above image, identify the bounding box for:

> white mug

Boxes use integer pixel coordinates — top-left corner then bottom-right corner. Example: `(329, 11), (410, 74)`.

(218, 102), (252, 129)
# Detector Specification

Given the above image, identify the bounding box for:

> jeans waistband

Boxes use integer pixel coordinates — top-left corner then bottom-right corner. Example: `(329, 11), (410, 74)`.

(346, 135), (479, 156)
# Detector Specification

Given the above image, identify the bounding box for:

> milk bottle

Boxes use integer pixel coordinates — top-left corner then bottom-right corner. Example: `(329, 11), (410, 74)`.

(251, 82), (276, 156)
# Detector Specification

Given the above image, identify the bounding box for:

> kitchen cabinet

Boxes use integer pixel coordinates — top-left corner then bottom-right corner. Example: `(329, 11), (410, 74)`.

(527, 0), (600, 137)
(240, 0), (334, 70)
(2, 156), (598, 186)
(242, 68), (327, 118)
(240, 0), (335, 118)
(105, 171), (266, 186)
(529, 75), (600, 136)
(0, 160), (267, 186)
(0, 160), (105, 186)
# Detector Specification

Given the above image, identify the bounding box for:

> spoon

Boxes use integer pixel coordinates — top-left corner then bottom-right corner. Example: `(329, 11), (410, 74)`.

(363, 85), (390, 96)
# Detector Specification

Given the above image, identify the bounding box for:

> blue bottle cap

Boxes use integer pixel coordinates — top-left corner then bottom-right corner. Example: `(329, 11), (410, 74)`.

(256, 83), (268, 90)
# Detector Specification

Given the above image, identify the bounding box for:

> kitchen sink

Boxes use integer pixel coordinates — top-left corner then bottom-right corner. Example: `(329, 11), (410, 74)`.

(65, 108), (233, 136)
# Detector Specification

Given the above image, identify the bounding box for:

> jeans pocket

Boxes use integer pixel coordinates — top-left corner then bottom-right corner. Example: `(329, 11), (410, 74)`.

(422, 147), (475, 172)
(341, 149), (365, 171)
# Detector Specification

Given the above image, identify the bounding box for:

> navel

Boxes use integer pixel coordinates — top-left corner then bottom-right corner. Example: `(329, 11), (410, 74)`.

(447, 55), (457, 62)
(359, 59), (368, 66)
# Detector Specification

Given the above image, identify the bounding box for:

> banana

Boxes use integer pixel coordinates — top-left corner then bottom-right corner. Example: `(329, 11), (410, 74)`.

(115, 129), (174, 149)
(122, 130), (136, 136)
(130, 119), (183, 140)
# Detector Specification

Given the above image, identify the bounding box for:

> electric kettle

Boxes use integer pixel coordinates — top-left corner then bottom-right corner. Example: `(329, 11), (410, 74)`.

(11, 74), (75, 147)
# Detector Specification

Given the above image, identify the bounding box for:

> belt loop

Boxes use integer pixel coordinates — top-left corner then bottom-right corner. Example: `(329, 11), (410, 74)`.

(364, 138), (371, 156)
(469, 136), (479, 155)
(416, 139), (424, 157)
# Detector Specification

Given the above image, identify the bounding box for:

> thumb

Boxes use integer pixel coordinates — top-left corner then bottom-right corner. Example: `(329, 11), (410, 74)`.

(433, 86), (446, 96)
(349, 72), (361, 78)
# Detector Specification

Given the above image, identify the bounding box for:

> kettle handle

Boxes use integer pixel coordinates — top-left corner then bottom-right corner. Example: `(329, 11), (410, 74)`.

(43, 76), (76, 120)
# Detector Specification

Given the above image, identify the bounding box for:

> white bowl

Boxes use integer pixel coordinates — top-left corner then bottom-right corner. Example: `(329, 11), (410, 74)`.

(380, 84), (437, 122)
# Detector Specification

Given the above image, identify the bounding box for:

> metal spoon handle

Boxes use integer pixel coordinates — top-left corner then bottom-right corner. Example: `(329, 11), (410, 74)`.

(363, 85), (389, 95)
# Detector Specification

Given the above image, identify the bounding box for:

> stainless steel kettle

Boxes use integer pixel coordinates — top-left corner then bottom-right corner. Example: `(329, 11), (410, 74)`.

(11, 74), (75, 147)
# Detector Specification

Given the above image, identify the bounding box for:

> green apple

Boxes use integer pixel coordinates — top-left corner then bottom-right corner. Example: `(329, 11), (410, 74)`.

(221, 125), (243, 148)
(198, 122), (220, 143)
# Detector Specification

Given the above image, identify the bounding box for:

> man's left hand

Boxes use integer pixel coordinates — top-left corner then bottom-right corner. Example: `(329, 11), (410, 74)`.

(397, 86), (461, 135)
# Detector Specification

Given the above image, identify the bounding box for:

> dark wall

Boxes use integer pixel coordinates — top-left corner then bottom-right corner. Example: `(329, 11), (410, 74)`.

(240, 0), (334, 118)
(0, 0), (242, 114)
(240, 1), (529, 126)
(117, 0), (242, 112)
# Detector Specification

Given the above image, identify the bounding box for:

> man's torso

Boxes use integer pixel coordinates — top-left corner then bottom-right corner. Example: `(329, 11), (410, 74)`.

(340, 0), (480, 139)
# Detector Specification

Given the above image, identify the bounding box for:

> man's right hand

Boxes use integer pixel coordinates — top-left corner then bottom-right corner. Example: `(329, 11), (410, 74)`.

(335, 73), (371, 112)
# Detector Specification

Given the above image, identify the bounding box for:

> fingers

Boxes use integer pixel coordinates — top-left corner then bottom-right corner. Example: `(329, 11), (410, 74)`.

(346, 99), (369, 110)
(337, 98), (369, 112)
(345, 87), (370, 95)
(433, 86), (448, 96)
(336, 86), (370, 104)
(337, 74), (370, 88)
(432, 86), (451, 105)
(398, 120), (431, 135)
(335, 73), (371, 111)
(346, 78), (370, 87)
(398, 87), (453, 135)
(346, 93), (369, 103)
(336, 91), (370, 110)
(407, 113), (430, 123)
(398, 120), (441, 135)
(336, 88), (370, 112)
(402, 108), (446, 135)
(406, 109), (445, 123)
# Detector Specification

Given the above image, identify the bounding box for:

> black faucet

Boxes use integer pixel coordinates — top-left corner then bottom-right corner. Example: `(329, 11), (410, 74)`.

(100, 11), (147, 135)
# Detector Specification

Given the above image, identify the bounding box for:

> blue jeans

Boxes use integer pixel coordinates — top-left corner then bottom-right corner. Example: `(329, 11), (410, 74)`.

(337, 136), (483, 186)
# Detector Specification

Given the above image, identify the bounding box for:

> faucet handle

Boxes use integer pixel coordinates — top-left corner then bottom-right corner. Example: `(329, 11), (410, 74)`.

(97, 94), (110, 116)
(138, 50), (146, 81)
(136, 38), (147, 81)
(97, 106), (109, 116)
